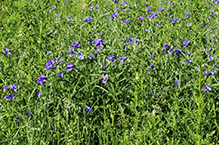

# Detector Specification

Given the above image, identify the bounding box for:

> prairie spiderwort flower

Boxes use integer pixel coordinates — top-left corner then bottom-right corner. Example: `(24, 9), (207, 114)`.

(186, 59), (192, 63)
(37, 75), (46, 84)
(120, 40), (124, 44)
(207, 86), (212, 92)
(56, 13), (60, 18)
(213, 64), (216, 68)
(95, 38), (103, 47)
(78, 52), (85, 60)
(95, 6), (98, 10)
(182, 39), (189, 46)
(143, 3), (147, 6)
(137, 16), (144, 21)
(203, 86), (208, 91)
(37, 92), (41, 97)
(67, 16), (72, 20)
(204, 70), (211, 76)
(164, 44), (168, 48)
(120, 56), (126, 63)
(152, 89), (155, 93)
(88, 53), (94, 60)
(57, 73), (63, 77)
(196, 66), (200, 71)
(162, 49), (166, 52)
(85, 106), (93, 113)
(135, 41), (140, 45)
(4, 85), (9, 90)
(5, 48), (11, 55)
(5, 94), (15, 100)
(186, 52), (190, 55)
(170, 1), (173, 6)
(66, 62), (75, 71)
(90, 6), (93, 11)
(209, 56), (214, 61)
(186, 12), (189, 18)
(124, 20), (129, 24)
(65, 0), (67, 3)
(211, 70), (215, 75)
(52, 5), (56, 9)
(11, 84), (19, 93)
(188, 23), (192, 27)
(25, 110), (31, 116)
(151, 54), (156, 58)
(150, 63), (155, 69)
(147, 69), (150, 73)
(174, 49), (181, 55)
(106, 54), (115, 62)
(102, 74), (109, 83)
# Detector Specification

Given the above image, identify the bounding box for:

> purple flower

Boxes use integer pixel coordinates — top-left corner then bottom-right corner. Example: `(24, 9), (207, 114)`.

(143, 3), (147, 6)
(174, 49), (181, 55)
(4, 85), (9, 89)
(207, 16), (210, 20)
(5, 48), (11, 55)
(188, 23), (192, 27)
(90, 6), (93, 11)
(56, 13), (60, 18)
(37, 75), (46, 85)
(120, 56), (126, 63)
(135, 41), (140, 45)
(37, 92), (41, 97)
(204, 70), (211, 76)
(209, 56), (214, 61)
(136, 2), (139, 5)
(186, 59), (192, 63)
(152, 89), (155, 93)
(66, 62), (75, 71)
(186, 12), (189, 18)
(49, 9), (52, 12)
(211, 70), (215, 75)
(85, 106), (93, 113)
(106, 54), (115, 62)
(162, 49), (166, 52)
(124, 20), (129, 24)
(25, 110), (31, 116)
(164, 44), (169, 48)
(182, 39), (189, 46)
(95, 38), (104, 47)
(57, 73), (63, 77)
(170, 1), (173, 6)
(137, 16), (144, 21)
(146, 69), (150, 73)
(196, 66), (200, 71)
(186, 52), (190, 55)
(203, 86), (208, 91)
(150, 63), (155, 68)
(67, 16), (72, 20)
(120, 40), (124, 44)
(207, 86), (212, 92)
(174, 82), (178, 87)
(102, 74), (109, 83)
(5, 94), (15, 100)
(78, 52), (85, 60)
(52, 5), (56, 9)
(11, 84), (19, 93)
(65, 0), (67, 3)
(95, 6), (98, 10)
(88, 53), (94, 60)
(151, 54), (156, 58)
(213, 64), (216, 68)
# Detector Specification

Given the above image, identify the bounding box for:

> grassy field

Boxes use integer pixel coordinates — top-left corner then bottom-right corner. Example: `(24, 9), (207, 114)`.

(0, 0), (219, 144)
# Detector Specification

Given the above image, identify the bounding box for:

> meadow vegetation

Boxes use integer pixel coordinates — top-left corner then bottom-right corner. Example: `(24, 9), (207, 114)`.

(0, 0), (219, 144)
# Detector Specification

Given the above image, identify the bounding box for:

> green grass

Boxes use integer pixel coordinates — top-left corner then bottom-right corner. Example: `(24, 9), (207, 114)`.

(0, 0), (219, 144)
